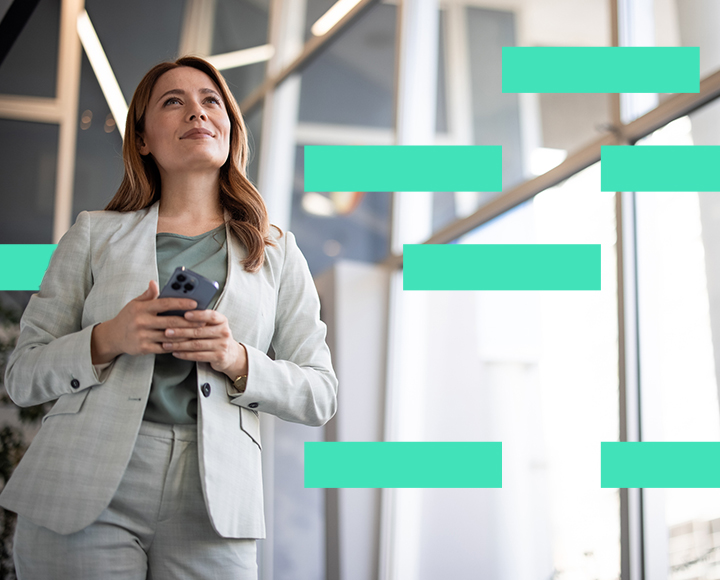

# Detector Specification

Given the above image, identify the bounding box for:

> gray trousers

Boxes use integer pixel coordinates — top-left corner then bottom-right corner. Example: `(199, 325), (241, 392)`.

(13, 420), (258, 580)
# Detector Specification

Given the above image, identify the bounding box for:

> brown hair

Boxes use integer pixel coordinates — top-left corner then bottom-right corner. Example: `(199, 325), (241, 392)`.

(105, 55), (279, 272)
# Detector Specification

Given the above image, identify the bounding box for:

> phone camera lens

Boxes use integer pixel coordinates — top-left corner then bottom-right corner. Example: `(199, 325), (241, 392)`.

(171, 282), (181, 290)
(184, 283), (194, 291)
(177, 274), (186, 282)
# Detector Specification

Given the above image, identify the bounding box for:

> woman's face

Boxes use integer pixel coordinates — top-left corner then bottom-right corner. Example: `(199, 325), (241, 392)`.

(138, 66), (231, 177)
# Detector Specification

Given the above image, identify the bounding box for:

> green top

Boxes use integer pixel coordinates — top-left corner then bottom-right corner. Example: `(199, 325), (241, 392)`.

(143, 224), (228, 424)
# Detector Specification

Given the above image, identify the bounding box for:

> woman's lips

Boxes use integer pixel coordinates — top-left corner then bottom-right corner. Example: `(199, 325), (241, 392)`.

(181, 128), (213, 139)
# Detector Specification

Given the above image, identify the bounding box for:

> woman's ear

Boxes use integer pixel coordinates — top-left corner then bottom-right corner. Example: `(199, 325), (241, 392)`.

(137, 134), (149, 156)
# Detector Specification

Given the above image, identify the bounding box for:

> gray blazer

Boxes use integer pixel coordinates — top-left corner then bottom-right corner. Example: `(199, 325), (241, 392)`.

(0, 200), (337, 537)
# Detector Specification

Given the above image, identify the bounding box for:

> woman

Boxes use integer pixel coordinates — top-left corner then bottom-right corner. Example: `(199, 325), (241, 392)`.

(0, 56), (337, 579)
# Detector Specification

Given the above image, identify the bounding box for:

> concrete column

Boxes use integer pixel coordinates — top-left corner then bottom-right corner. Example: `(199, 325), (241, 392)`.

(382, 1), (438, 579)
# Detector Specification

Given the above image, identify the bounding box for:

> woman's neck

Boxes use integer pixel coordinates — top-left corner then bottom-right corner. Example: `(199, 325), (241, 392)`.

(157, 171), (224, 223)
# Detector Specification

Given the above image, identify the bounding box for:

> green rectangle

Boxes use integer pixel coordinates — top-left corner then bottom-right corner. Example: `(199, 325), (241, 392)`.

(602, 442), (720, 488)
(601, 145), (720, 192)
(0, 245), (57, 291)
(304, 145), (502, 192)
(502, 47), (699, 93)
(304, 442), (502, 488)
(403, 244), (601, 290)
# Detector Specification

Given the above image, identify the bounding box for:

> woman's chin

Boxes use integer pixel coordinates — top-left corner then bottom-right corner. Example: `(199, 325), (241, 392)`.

(159, 158), (226, 176)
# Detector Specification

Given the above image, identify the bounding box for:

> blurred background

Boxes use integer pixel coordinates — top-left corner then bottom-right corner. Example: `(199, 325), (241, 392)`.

(2, 0), (720, 578)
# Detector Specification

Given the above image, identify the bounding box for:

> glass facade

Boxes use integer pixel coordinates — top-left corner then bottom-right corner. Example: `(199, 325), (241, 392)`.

(388, 165), (620, 579)
(635, 108), (720, 579)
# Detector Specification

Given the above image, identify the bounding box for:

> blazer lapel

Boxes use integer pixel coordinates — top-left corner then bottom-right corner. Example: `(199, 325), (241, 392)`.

(214, 218), (275, 351)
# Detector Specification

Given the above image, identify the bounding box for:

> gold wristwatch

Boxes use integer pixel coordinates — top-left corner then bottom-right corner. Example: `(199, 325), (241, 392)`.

(233, 374), (248, 394)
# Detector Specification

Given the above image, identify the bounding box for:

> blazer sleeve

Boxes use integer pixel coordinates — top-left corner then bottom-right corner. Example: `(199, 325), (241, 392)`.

(4, 211), (114, 407)
(233, 231), (338, 427)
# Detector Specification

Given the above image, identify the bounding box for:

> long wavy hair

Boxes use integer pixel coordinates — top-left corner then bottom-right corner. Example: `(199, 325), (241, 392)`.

(105, 55), (279, 272)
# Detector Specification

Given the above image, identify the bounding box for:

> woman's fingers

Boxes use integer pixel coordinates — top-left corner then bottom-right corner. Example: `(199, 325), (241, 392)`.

(138, 321), (209, 352)
(155, 318), (207, 330)
(156, 309), (228, 340)
(170, 350), (217, 361)
(147, 297), (197, 314)
(160, 327), (225, 347)
(182, 309), (225, 324)
(161, 323), (221, 339)
(163, 338), (225, 352)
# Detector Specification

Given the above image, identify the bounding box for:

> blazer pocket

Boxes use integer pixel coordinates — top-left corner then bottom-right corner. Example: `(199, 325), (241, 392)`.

(42, 389), (90, 424)
(239, 406), (262, 450)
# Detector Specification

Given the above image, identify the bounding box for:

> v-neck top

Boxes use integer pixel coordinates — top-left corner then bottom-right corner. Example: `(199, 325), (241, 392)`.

(142, 224), (228, 424)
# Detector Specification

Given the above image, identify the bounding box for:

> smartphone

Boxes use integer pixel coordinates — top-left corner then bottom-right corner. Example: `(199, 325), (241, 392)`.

(157, 266), (220, 317)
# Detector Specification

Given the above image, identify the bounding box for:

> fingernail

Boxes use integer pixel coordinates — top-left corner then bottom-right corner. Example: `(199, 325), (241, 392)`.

(186, 312), (194, 319)
(166, 329), (175, 336)
(163, 343), (172, 349)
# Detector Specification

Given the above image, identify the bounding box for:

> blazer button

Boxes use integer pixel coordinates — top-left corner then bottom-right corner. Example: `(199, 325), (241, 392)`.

(70, 378), (80, 389)
(201, 383), (211, 397)
(249, 402), (258, 409)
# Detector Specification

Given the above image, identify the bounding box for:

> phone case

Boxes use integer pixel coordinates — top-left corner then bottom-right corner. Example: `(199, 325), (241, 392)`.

(157, 266), (220, 317)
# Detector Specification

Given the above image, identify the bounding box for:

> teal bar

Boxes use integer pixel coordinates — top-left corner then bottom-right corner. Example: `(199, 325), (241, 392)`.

(403, 244), (601, 291)
(602, 145), (720, 192)
(602, 442), (720, 488)
(0, 245), (57, 291)
(304, 442), (502, 488)
(304, 145), (502, 192)
(502, 47), (699, 93)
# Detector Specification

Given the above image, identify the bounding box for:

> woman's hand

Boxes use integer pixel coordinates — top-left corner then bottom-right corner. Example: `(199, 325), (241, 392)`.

(160, 309), (249, 378)
(91, 280), (206, 364)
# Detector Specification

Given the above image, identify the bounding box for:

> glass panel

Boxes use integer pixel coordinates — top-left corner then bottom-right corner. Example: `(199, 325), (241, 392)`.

(390, 163), (620, 579)
(0, 0), (59, 98)
(72, 52), (124, 215)
(429, 2), (612, 236)
(299, 1), (396, 128)
(300, 2), (448, 244)
(464, 1), (611, 204)
(291, 146), (391, 277)
(467, 8), (523, 188)
(301, 1), (447, 133)
(212, 0), (269, 104)
(0, 0), (60, 97)
(519, 0), (612, 158)
(635, 99), (720, 578)
(427, 7), (522, 235)
(0, 118), (56, 243)
(653, 0), (720, 81)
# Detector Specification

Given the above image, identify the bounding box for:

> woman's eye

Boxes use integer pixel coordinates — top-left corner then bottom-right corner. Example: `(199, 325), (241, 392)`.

(164, 97), (181, 106)
(206, 97), (221, 105)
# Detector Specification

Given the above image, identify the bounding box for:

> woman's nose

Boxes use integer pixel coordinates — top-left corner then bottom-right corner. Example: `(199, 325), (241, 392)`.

(188, 103), (207, 121)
